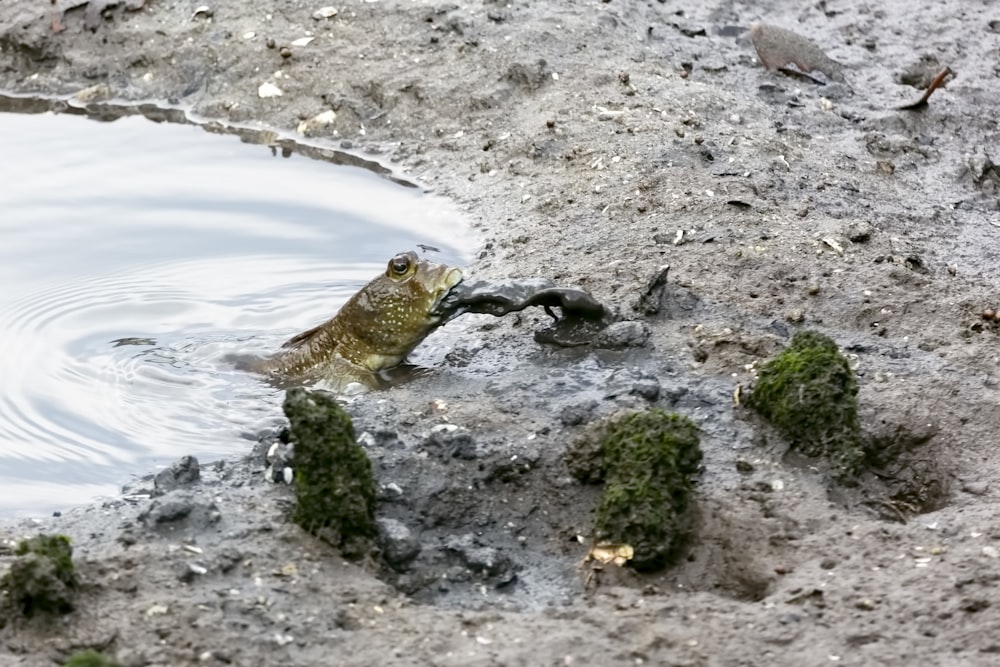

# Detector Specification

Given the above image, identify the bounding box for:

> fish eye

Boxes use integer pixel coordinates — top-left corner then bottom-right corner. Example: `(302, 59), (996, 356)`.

(389, 253), (412, 276)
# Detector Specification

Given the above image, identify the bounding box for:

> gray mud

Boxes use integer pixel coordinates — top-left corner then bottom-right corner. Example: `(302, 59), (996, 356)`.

(3, 1), (1000, 665)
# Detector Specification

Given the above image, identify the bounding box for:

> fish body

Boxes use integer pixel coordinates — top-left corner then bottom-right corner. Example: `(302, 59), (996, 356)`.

(263, 251), (463, 389)
(750, 22), (847, 85)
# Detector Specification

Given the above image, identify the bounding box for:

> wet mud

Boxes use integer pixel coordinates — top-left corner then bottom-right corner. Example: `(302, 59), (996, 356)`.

(2, 0), (1000, 665)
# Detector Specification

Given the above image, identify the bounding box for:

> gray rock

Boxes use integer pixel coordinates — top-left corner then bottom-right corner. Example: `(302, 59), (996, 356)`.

(594, 321), (651, 349)
(138, 490), (221, 531)
(444, 533), (511, 577)
(559, 399), (598, 426)
(153, 455), (200, 496)
(377, 518), (421, 570)
(630, 375), (661, 401)
(426, 425), (477, 460)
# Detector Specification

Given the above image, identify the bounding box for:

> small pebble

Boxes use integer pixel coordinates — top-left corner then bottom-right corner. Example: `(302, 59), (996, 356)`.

(313, 6), (338, 19)
(258, 82), (283, 98)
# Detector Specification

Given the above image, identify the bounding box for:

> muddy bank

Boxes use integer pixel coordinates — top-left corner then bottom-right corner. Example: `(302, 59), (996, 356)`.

(3, 0), (1000, 665)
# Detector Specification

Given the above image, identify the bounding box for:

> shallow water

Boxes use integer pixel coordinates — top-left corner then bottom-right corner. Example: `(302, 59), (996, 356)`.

(0, 106), (475, 518)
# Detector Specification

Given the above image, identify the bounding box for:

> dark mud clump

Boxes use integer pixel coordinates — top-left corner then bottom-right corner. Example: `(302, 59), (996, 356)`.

(747, 330), (864, 476)
(0, 534), (77, 621)
(568, 409), (703, 571)
(283, 387), (377, 558)
(862, 413), (948, 520)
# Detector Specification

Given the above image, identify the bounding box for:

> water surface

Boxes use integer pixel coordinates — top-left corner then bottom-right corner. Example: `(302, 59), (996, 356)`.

(0, 105), (475, 517)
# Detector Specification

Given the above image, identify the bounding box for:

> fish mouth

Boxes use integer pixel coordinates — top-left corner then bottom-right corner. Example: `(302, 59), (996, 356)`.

(430, 270), (465, 318)
(443, 267), (464, 290)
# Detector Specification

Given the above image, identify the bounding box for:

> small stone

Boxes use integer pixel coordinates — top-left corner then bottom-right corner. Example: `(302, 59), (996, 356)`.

(313, 6), (338, 19)
(280, 46), (292, 58)
(844, 221), (873, 243)
(559, 400), (598, 427)
(444, 534), (512, 577)
(426, 426), (477, 460)
(962, 480), (989, 496)
(786, 308), (805, 323)
(735, 459), (754, 473)
(376, 518), (421, 570)
(72, 83), (113, 103)
(630, 376), (661, 401)
(178, 562), (208, 582)
(297, 109), (338, 137)
(257, 82), (283, 98)
(153, 455), (200, 496)
(876, 160), (895, 175)
(594, 321), (651, 349)
(138, 491), (221, 530)
(960, 598), (990, 613)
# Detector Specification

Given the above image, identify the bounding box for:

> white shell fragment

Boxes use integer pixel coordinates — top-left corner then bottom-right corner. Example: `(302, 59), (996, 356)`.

(822, 237), (844, 254)
(291, 37), (315, 47)
(191, 5), (212, 19)
(257, 82), (284, 98)
(312, 6), (338, 19)
(296, 110), (337, 136)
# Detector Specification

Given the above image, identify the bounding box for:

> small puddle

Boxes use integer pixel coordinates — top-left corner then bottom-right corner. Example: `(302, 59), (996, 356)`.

(0, 95), (477, 517)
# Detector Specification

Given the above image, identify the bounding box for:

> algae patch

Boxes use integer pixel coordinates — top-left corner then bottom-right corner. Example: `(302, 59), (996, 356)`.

(64, 650), (121, 667)
(746, 330), (864, 474)
(568, 409), (703, 570)
(1, 534), (77, 620)
(283, 387), (377, 557)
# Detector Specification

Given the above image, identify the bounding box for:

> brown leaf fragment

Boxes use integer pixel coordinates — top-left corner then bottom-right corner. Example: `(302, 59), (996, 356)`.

(750, 22), (847, 85)
(897, 67), (954, 111)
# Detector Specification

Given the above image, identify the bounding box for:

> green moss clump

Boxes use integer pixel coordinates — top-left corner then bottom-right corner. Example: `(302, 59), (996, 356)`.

(283, 387), (377, 558)
(1, 534), (77, 618)
(747, 330), (864, 474)
(64, 650), (121, 667)
(579, 409), (702, 570)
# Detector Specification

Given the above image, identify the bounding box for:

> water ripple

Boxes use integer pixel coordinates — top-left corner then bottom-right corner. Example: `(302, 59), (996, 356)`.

(0, 109), (475, 516)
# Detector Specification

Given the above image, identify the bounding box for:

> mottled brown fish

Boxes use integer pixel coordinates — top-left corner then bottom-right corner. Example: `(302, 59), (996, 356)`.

(750, 22), (847, 85)
(262, 251), (463, 390)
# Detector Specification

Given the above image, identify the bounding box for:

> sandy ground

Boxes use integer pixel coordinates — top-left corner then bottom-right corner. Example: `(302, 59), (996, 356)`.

(2, 0), (1000, 665)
